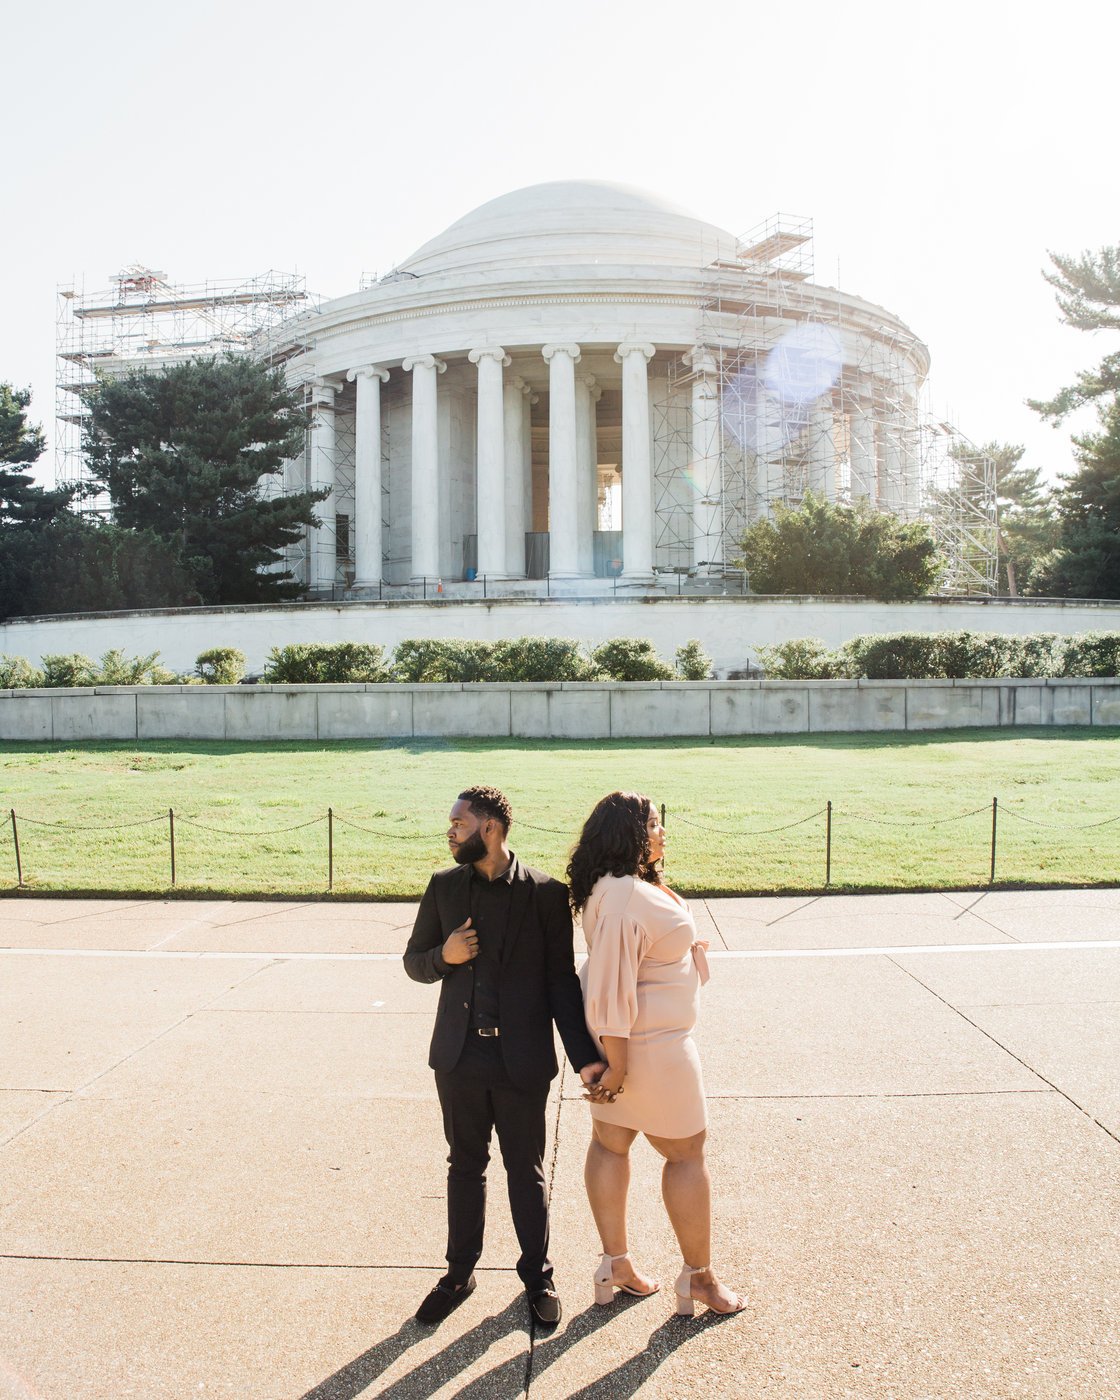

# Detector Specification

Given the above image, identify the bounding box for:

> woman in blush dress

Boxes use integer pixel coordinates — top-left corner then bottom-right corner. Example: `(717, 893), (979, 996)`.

(569, 791), (745, 1318)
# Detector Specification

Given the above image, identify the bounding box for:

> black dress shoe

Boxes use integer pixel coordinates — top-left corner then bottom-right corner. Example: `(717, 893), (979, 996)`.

(415, 1273), (476, 1324)
(527, 1287), (562, 1327)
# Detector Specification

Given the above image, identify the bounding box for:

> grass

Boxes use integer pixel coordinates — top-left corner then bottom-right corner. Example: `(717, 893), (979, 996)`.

(0, 728), (1117, 898)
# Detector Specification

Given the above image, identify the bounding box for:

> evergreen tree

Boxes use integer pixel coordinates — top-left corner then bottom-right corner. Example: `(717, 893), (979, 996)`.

(735, 492), (943, 600)
(1026, 400), (1120, 597)
(1027, 244), (1120, 596)
(0, 383), (71, 526)
(83, 356), (324, 604)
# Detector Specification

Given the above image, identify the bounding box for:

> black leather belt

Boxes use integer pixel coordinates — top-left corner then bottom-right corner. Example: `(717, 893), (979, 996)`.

(475, 1026), (501, 1037)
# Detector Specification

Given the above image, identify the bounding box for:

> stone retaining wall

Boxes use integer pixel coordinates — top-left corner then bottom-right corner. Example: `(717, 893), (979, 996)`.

(2, 679), (1118, 742)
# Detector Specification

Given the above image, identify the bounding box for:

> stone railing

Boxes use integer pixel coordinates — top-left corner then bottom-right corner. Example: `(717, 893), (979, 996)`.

(2, 678), (1118, 742)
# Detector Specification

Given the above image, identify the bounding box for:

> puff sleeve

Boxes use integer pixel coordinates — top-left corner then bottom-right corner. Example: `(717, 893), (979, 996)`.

(583, 889), (647, 1040)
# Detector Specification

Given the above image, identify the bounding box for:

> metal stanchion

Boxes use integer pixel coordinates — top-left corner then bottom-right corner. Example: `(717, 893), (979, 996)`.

(328, 806), (334, 891)
(169, 808), (176, 886)
(825, 800), (832, 887)
(989, 796), (998, 885)
(10, 809), (22, 887)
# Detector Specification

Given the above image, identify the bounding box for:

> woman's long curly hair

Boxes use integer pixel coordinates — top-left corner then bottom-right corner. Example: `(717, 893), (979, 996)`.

(567, 790), (661, 913)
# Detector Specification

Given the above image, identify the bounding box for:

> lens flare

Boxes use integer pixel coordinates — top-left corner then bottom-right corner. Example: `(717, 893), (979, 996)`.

(721, 322), (844, 455)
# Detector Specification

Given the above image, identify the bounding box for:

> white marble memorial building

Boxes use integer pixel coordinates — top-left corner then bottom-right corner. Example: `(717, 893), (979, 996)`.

(274, 181), (929, 594)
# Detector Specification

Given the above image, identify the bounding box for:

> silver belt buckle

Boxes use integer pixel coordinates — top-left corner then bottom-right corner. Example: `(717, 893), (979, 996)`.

(477, 1026), (501, 1038)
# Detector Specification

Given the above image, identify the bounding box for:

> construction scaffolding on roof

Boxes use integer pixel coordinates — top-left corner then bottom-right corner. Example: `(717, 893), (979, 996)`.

(55, 266), (316, 507)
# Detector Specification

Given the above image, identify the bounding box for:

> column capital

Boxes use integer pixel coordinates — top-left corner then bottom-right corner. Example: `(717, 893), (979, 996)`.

(468, 346), (511, 368)
(512, 375), (533, 396)
(577, 372), (602, 401)
(309, 377), (343, 406)
(683, 346), (718, 376)
(614, 342), (655, 365)
(347, 364), (390, 384)
(402, 354), (447, 374)
(542, 343), (582, 364)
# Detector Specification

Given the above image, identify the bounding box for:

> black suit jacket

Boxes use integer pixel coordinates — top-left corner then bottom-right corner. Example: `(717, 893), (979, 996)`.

(403, 856), (599, 1090)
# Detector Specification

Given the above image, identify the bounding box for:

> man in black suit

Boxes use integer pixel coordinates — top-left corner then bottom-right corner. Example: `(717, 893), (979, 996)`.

(404, 784), (604, 1328)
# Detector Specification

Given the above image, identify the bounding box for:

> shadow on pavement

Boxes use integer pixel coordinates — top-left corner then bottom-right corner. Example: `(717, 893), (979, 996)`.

(297, 1296), (527, 1400)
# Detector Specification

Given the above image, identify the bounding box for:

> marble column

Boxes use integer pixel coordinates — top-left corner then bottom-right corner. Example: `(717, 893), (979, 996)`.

(849, 402), (877, 504)
(503, 376), (531, 577)
(346, 364), (390, 586)
(685, 347), (721, 571)
(542, 343), (581, 577)
(615, 342), (656, 580)
(402, 354), (446, 581)
(308, 379), (340, 591)
(807, 397), (837, 503)
(469, 347), (511, 578)
(575, 373), (600, 576)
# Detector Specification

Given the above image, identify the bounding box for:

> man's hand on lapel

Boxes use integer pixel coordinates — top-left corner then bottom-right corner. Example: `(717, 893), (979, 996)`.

(442, 917), (479, 965)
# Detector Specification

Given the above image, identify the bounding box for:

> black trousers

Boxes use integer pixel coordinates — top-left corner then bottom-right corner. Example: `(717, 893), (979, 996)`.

(434, 1034), (552, 1290)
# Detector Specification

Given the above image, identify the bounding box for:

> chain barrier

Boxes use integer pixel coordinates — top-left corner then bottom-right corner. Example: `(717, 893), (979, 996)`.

(673, 809), (827, 836)
(838, 804), (993, 828)
(3, 796), (1115, 892)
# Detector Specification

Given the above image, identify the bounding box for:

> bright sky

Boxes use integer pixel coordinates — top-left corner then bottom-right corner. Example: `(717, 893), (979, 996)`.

(4, 0), (1116, 487)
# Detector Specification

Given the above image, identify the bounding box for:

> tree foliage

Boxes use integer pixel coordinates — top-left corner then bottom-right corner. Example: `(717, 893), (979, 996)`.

(83, 356), (322, 604)
(1027, 243), (1120, 597)
(735, 492), (942, 600)
(0, 383), (71, 528)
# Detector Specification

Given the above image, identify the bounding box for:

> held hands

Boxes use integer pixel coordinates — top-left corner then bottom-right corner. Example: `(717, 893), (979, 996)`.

(580, 1061), (625, 1104)
(442, 917), (479, 965)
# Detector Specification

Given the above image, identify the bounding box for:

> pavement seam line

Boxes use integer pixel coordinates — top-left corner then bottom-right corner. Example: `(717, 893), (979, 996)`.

(527, 1061), (570, 1395)
(0, 1253), (523, 1271)
(887, 957), (1120, 1149)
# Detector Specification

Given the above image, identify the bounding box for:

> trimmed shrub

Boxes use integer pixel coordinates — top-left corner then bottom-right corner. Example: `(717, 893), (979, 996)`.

(391, 639), (493, 683)
(95, 649), (176, 686)
(1011, 633), (1064, 678)
(196, 647), (247, 685)
(674, 639), (713, 680)
(590, 638), (674, 681)
(1060, 631), (1120, 677)
(486, 637), (595, 682)
(754, 638), (838, 680)
(0, 655), (44, 688)
(263, 642), (390, 684)
(836, 633), (941, 679)
(41, 653), (98, 687)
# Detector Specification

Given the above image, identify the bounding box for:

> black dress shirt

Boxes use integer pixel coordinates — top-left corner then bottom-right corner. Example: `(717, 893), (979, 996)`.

(467, 856), (515, 1029)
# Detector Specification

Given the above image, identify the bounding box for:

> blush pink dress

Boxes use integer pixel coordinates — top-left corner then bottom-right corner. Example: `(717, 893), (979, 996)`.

(579, 873), (710, 1139)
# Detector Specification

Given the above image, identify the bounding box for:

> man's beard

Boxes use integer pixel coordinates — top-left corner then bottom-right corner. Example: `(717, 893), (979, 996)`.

(451, 831), (488, 865)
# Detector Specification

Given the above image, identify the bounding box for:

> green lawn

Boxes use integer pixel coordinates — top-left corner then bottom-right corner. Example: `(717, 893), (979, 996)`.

(0, 728), (1117, 897)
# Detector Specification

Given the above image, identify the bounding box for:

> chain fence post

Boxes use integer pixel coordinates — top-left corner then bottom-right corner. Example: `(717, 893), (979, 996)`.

(328, 807), (334, 892)
(10, 809), (23, 888)
(169, 808), (176, 886)
(989, 796), (998, 885)
(825, 800), (832, 888)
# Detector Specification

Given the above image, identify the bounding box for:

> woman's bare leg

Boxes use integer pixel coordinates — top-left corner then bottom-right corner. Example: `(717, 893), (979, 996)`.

(585, 1120), (657, 1292)
(646, 1129), (743, 1313)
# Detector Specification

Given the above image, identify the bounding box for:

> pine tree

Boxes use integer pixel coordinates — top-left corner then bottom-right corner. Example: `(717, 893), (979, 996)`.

(83, 356), (325, 604)
(0, 383), (71, 526)
(1027, 244), (1120, 596)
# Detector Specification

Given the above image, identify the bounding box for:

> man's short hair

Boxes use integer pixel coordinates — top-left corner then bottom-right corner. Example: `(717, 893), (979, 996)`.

(458, 785), (513, 833)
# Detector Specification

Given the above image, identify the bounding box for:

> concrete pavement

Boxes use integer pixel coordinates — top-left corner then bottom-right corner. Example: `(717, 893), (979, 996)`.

(1, 890), (1118, 1399)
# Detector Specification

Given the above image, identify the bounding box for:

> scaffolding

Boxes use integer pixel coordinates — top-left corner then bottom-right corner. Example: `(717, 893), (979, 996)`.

(55, 266), (315, 505)
(651, 215), (998, 593)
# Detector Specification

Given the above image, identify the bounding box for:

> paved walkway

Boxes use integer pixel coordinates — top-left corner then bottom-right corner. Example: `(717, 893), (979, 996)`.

(1, 891), (1119, 1399)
